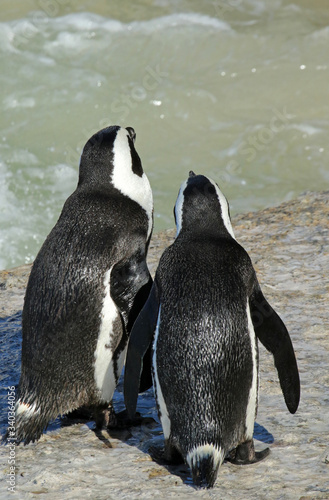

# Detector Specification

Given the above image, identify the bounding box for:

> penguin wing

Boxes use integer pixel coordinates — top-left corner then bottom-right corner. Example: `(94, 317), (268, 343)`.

(110, 248), (153, 332)
(250, 281), (300, 414)
(124, 279), (160, 419)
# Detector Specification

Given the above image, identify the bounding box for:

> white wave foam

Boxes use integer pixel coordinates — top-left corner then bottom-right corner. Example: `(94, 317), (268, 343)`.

(49, 11), (232, 33)
(42, 11), (232, 55)
(0, 23), (18, 53)
(288, 124), (323, 136)
(128, 13), (232, 32)
(3, 95), (36, 110)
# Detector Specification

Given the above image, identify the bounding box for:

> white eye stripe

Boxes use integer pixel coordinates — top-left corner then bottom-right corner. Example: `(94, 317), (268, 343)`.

(174, 179), (188, 237)
(152, 306), (171, 439)
(212, 180), (235, 239)
(174, 175), (235, 240)
(111, 128), (153, 238)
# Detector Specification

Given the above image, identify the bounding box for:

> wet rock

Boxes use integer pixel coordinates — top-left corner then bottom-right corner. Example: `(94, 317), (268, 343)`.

(0, 191), (328, 499)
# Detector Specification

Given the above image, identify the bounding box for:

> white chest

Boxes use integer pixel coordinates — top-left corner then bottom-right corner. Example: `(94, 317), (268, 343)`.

(152, 306), (171, 439)
(94, 268), (125, 403)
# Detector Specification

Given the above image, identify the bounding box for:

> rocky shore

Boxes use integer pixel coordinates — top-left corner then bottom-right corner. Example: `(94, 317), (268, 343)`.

(1, 191), (328, 499)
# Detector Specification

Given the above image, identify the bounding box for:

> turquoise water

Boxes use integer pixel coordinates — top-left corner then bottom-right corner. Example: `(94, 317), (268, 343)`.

(1, 0), (329, 269)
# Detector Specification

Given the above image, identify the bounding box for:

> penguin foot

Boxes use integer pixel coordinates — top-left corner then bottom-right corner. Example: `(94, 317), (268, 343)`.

(94, 403), (116, 429)
(227, 439), (270, 465)
(149, 441), (184, 465)
(149, 446), (184, 466)
(149, 445), (167, 464)
(94, 405), (143, 430)
(106, 409), (143, 429)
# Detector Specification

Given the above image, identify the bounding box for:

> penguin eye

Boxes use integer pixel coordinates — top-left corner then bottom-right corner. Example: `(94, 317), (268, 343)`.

(206, 184), (216, 196)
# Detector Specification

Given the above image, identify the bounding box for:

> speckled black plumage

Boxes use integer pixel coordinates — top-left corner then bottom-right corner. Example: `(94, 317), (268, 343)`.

(14, 126), (153, 444)
(124, 172), (299, 488)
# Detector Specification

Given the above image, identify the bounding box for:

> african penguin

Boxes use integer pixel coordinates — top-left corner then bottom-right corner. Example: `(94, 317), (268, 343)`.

(124, 171), (300, 489)
(12, 125), (153, 444)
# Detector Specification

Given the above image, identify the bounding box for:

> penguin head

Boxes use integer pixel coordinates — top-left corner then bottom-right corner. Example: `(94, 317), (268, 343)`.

(174, 171), (235, 238)
(78, 125), (153, 220)
(79, 126), (142, 185)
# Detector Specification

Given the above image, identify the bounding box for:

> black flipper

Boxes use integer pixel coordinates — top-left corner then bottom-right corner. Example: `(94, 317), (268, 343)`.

(124, 280), (160, 419)
(110, 248), (153, 332)
(250, 282), (300, 414)
(138, 339), (154, 394)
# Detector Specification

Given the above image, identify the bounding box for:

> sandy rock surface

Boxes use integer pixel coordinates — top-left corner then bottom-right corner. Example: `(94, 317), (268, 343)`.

(1, 191), (328, 499)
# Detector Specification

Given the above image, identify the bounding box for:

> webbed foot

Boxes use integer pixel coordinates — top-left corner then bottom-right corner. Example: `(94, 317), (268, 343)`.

(94, 404), (143, 430)
(227, 439), (270, 465)
(149, 440), (184, 465)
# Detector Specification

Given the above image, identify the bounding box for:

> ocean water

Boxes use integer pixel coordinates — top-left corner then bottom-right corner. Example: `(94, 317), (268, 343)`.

(1, 0), (329, 270)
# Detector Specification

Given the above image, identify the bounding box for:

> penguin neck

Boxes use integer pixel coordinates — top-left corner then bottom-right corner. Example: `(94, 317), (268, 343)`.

(77, 159), (115, 192)
(176, 220), (235, 241)
(77, 178), (117, 196)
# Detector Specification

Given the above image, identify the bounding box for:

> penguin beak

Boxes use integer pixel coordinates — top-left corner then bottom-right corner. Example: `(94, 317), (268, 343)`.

(126, 127), (136, 143)
(189, 170), (196, 177)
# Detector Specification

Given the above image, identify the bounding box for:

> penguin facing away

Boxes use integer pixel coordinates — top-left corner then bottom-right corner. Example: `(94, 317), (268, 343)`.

(13, 125), (153, 444)
(124, 171), (300, 489)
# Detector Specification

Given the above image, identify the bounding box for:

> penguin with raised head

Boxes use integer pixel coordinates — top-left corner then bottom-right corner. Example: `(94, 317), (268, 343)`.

(124, 171), (300, 489)
(13, 125), (153, 444)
